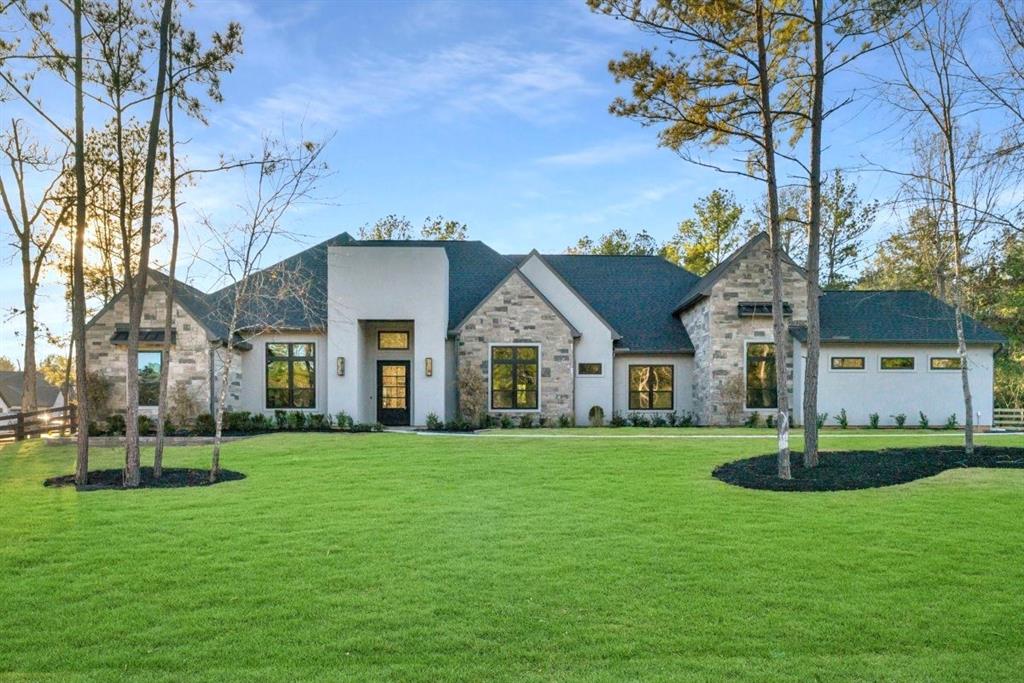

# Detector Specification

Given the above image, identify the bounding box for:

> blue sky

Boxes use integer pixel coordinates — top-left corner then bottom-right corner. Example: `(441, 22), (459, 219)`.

(0, 0), (993, 362)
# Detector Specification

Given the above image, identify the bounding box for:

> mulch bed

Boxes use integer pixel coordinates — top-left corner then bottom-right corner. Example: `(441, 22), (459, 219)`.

(713, 445), (1024, 492)
(44, 467), (246, 491)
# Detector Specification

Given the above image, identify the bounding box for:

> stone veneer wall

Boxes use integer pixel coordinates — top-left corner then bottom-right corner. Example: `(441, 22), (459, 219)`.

(85, 277), (212, 416)
(678, 299), (712, 425)
(457, 271), (574, 420)
(699, 243), (809, 425)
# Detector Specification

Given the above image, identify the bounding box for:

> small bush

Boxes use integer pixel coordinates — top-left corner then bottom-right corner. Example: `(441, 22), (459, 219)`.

(457, 365), (488, 425)
(85, 371), (113, 421)
(88, 420), (106, 436)
(251, 414), (274, 431)
(892, 413), (907, 428)
(519, 414), (534, 429)
(444, 418), (473, 432)
(918, 411), (929, 429)
(308, 413), (328, 431)
(350, 422), (374, 433)
(629, 413), (651, 428)
(944, 414), (958, 430)
(835, 408), (848, 429)
(588, 405), (605, 427)
(168, 380), (202, 428)
(108, 413), (126, 436)
(372, 422), (385, 432)
(744, 411), (760, 428)
(538, 415), (548, 428)
(816, 412), (828, 429)
(425, 412), (443, 431)
(558, 413), (573, 428)
(137, 414), (155, 436)
(499, 415), (513, 429)
(651, 414), (667, 428)
(478, 413), (496, 429)
(609, 412), (626, 428)
(335, 411), (353, 431)
(224, 411), (251, 432)
(274, 410), (288, 430)
(678, 411), (695, 427)
(868, 412), (880, 429)
(194, 413), (215, 436)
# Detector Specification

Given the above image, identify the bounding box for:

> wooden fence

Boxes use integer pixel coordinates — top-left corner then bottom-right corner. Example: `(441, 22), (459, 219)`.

(994, 408), (1024, 429)
(0, 405), (77, 443)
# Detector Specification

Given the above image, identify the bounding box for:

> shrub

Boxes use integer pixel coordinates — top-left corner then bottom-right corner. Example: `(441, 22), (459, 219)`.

(194, 413), (215, 436)
(308, 413), (328, 431)
(167, 381), (201, 428)
(286, 411), (307, 431)
(744, 411), (760, 428)
(629, 413), (651, 427)
(335, 411), (353, 431)
(519, 414), (534, 429)
(224, 411), (252, 432)
(816, 412), (829, 429)
(372, 422), (385, 432)
(85, 371), (113, 421)
(478, 413), (496, 429)
(557, 413), (573, 428)
(457, 365), (487, 424)
(609, 412), (626, 428)
(651, 414), (667, 428)
(499, 415), (513, 429)
(588, 405), (605, 427)
(765, 413), (775, 428)
(107, 413), (126, 436)
(944, 414), (958, 430)
(274, 410), (288, 430)
(892, 412), (907, 428)
(678, 411), (695, 427)
(868, 412), (880, 429)
(918, 411), (929, 429)
(350, 422), (374, 433)
(444, 418), (473, 432)
(250, 414), (274, 431)
(425, 412), (443, 431)
(835, 408), (849, 429)
(137, 414), (155, 436)
(88, 420), (106, 437)
(538, 415), (548, 428)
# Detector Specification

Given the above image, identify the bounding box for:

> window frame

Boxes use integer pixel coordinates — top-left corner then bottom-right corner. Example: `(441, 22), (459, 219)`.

(488, 343), (541, 412)
(829, 355), (866, 371)
(627, 364), (675, 411)
(265, 341), (317, 410)
(929, 356), (964, 371)
(744, 341), (778, 410)
(136, 350), (162, 407)
(577, 362), (603, 377)
(879, 355), (916, 372)
(377, 330), (410, 350)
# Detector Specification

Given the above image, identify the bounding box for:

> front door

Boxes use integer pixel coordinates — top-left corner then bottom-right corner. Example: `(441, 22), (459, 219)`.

(377, 361), (410, 426)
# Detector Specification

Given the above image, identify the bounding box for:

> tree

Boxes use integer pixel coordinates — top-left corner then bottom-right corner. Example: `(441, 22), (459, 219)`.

(359, 214), (470, 240)
(0, 119), (68, 411)
(566, 228), (659, 255)
(38, 352), (72, 396)
(0, 357), (15, 371)
(591, 0), (808, 477)
(201, 136), (328, 482)
(669, 189), (745, 275)
(820, 170), (878, 288)
(420, 216), (469, 240)
(749, 187), (808, 264)
(859, 206), (951, 294)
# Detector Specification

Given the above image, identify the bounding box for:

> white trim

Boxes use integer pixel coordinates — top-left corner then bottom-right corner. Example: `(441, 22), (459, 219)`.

(487, 342), (542, 413)
(743, 339), (778, 411)
(878, 354), (916, 372)
(828, 354), (866, 372)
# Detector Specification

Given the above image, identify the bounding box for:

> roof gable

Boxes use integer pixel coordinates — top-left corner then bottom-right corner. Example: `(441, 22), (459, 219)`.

(451, 267), (581, 337)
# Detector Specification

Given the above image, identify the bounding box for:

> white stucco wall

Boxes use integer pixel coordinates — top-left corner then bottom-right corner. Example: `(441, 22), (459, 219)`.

(327, 246), (449, 424)
(796, 343), (997, 427)
(612, 354), (695, 419)
(519, 254), (616, 424)
(233, 330), (328, 415)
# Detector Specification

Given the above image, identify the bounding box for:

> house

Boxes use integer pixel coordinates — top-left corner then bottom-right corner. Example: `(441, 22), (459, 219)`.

(84, 232), (1005, 427)
(0, 371), (65, 415)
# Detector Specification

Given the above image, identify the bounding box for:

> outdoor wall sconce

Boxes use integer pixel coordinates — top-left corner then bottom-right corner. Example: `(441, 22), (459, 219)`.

(425, 357), (433, 377)
(336, 357), (345, 376)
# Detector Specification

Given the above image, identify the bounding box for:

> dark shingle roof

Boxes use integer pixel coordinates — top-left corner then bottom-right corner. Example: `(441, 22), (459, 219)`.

(539, 254), (701, 352)
(0, 371), (61, 409)
(790, 290), (1006, 345)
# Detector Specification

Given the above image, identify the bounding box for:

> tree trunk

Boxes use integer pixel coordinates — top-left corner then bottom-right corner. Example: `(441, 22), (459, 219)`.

(72, 0), (90, 486)
(946, 131), (974, 454)
(802, 0), (824, 468)
(123, 0), (173, 488)
(210, 348), (233, 483)
(21, 251), (38, 413)
(755, 0), (791, 479)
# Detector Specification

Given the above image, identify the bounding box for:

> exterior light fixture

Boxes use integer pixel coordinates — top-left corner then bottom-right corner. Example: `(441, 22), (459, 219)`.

(425, 357), (433, 377)
(336, 357), (345, 376)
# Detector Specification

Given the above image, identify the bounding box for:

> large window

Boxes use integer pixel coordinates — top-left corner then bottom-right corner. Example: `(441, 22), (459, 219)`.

(138, 351), (162, 407)
(266, 342), (316, 409)
(746, 343), (777, 409)
(880, 356), (915, 371)
(628, 365), (674, 410)
(490, 345), (539, 410)
(930, 356), (963, 370)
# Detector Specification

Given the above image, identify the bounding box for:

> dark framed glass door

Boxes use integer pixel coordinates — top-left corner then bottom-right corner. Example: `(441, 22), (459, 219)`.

(377, 361), (410, 426)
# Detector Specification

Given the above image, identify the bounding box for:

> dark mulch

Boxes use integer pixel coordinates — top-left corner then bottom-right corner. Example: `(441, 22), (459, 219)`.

(713, 445), (1024, 492)
(44, 467), (246, 491)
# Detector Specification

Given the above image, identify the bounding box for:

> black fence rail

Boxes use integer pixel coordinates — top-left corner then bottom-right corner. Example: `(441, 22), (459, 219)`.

(0, 404), (77, 442)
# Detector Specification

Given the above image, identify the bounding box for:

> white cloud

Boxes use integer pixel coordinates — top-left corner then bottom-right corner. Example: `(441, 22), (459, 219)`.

(536, 139), (654, 167)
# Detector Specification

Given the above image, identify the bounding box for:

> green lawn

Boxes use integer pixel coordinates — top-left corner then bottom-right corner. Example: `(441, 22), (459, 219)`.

(1, 431), (1023, 682)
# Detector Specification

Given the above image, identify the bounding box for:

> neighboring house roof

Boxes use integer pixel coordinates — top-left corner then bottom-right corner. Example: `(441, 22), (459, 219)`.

(790, 290), (1006, 345)
(673, 232), (807, 314)
(0, 371), (61, 409)
(538, 254), (701, 352)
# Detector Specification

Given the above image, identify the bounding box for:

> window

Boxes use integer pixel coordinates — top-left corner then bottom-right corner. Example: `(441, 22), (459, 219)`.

(737, 302), (793, 317)
(138, 351), (161, 407)
(578, 362), (602, 376)
(490, 346), (539, 410)
(628, 365), (674, 410)
(266, 342), (316, 409)
(378, 331), (409, 350)
(830, 356), (865, 370)
(880, 356), (915, 371)
(746, 343), (777, 409)
(930, 356), (963, 370)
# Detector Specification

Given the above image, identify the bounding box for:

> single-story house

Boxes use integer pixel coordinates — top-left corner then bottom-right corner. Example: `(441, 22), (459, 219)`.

(84, 232), (1004, 427)
(0, 371), (65, 415)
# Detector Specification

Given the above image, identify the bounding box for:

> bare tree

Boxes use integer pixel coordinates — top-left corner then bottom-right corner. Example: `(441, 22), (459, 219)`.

(200, 137), (328, 482)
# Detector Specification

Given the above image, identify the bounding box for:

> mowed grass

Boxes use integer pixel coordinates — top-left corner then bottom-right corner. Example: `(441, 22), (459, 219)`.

(1, 431), (1023, 682)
